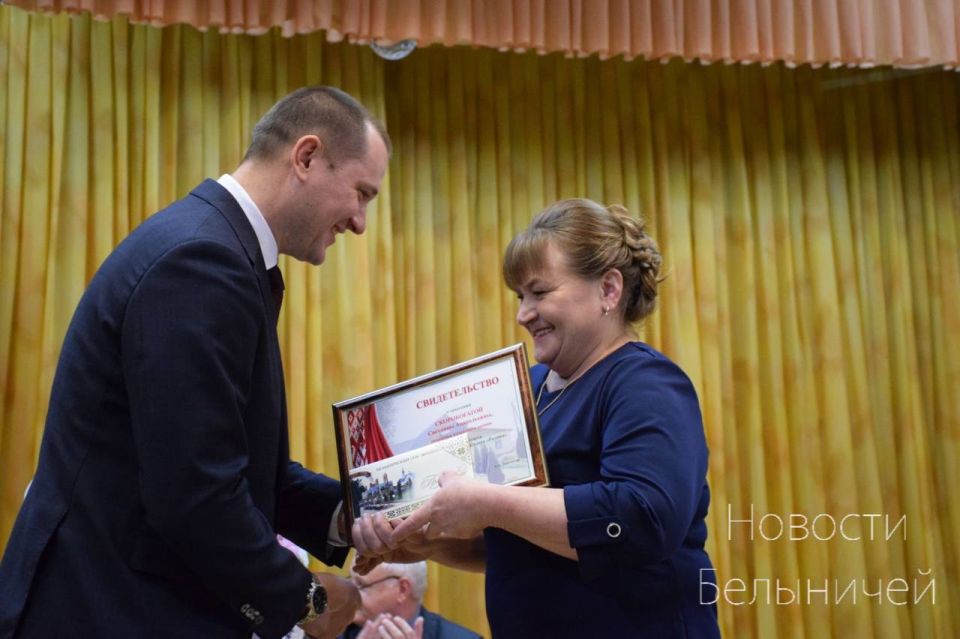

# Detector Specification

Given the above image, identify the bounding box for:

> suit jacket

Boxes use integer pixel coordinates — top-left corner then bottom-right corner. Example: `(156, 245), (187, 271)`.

(339, 606), (483, 639)
(0, 180), (346, 639)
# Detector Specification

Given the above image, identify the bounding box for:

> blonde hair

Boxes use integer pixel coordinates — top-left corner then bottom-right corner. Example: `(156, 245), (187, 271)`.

(503, 198), (662, 323)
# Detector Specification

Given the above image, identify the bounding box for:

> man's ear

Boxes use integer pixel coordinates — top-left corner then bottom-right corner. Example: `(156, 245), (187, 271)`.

(397, 577), (413, 602)
(292, 135), (322, 178)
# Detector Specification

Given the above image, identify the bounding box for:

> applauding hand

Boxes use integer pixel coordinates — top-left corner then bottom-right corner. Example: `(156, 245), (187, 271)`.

(356, 613), (424, 639)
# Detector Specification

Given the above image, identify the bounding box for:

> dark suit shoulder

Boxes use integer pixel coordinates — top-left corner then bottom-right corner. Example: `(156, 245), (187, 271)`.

(421, 607), (483, 639)
(122, 192), (242, 258)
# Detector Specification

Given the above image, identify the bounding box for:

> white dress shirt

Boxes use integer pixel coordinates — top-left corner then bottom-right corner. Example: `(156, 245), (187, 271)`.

(217, 174), (278, 269)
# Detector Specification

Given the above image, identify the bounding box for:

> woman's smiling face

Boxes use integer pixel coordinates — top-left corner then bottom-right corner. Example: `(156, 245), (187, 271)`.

(513, 241), (607, 378)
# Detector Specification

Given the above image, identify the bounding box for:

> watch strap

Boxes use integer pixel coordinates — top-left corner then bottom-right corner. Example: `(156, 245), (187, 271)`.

(298, 576), (327, 625)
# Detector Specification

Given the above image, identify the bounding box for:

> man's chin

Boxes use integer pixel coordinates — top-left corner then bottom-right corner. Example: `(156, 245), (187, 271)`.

(307, 246), (327, 265)
(310, 236), (338, 265)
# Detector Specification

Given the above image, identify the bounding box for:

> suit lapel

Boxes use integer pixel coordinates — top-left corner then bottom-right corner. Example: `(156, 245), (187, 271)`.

(189, 179), (288, 446)
(188, 179), (275, 318)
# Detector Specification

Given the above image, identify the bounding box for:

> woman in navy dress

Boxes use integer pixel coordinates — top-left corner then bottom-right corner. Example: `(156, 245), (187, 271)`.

(354, 199), (721, 638)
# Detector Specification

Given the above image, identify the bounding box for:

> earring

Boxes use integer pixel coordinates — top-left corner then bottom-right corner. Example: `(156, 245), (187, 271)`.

(602, 306), (609, 316)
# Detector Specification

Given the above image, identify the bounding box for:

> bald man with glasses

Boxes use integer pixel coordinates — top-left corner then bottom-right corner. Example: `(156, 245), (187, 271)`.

(339, 561), (481, 639)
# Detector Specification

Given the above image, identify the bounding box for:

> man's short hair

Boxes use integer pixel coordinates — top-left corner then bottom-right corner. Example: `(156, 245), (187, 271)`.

(243, 86), (390, 165)
(383, 561), (428, 601)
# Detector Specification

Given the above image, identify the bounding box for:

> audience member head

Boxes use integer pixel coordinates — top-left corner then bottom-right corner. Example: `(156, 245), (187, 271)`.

(350, 561), (427, 625)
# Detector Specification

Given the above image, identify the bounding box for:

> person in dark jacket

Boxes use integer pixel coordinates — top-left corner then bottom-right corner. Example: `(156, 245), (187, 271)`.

(353, 199), (720, 638)
(0, 86), (390, 639)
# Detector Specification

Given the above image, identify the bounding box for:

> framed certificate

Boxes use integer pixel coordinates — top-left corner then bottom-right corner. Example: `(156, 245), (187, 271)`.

(332, 343), (549, 530)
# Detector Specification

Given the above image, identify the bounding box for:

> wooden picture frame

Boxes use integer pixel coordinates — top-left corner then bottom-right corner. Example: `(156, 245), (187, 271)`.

(332, 344), (549, 532)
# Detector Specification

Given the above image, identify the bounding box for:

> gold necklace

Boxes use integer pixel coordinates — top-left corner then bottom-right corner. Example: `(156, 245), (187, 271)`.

(535, 338), (632, 417)
(535, 377), (577, 417)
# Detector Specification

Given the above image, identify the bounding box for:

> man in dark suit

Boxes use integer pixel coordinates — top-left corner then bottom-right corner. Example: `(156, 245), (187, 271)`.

(0, 86), (390, 639)
(339, 562), (482, 639)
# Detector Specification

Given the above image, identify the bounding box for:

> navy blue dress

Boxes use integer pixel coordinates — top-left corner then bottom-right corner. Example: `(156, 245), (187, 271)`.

(484, 342), (720, 638)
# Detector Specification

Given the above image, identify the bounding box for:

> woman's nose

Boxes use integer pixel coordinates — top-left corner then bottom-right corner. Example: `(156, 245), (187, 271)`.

(516, 300), (535, 325)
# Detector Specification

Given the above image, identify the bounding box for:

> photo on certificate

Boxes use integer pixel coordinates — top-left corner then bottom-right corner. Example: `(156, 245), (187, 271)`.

(332, 343), (549, 530)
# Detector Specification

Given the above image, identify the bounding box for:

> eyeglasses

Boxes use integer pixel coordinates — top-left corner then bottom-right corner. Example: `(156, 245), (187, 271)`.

(356, 575), (401, 592)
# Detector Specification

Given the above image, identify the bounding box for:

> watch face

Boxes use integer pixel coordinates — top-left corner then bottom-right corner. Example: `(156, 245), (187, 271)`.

(311, 583), (328, 614)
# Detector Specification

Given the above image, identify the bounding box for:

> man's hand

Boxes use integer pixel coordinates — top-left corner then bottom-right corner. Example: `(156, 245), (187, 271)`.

(356, 613), (424, 639)
(351, 515), (439, 575)
(299, 573), (360, 639)
(352, 511), (396, 559)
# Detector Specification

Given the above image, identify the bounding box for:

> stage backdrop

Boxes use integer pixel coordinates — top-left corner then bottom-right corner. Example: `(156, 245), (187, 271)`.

(1, 5), (958, 637)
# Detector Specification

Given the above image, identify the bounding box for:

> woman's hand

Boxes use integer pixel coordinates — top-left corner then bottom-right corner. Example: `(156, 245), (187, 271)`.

(352, 471), (497, 574)
(391, 471), (493, 543)
(396, 479), (576, 562)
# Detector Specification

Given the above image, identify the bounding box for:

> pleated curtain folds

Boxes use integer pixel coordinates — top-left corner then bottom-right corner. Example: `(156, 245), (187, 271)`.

(6, 0), (960, 67)
(1, 5), (958, 638)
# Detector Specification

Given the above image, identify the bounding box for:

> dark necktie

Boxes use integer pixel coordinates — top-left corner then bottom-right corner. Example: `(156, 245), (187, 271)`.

(267, 265), (284, 320)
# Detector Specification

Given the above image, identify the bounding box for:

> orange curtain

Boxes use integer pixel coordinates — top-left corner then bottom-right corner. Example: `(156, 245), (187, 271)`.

(8, 0), (960, 67)
(3, 4), (960, 635)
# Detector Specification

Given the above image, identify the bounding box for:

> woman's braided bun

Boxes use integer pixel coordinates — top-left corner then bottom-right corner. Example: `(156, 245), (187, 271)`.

(503, 199), (663, 323)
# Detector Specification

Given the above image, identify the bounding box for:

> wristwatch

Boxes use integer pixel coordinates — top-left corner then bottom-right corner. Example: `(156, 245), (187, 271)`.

(298, 577), (328, 625)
